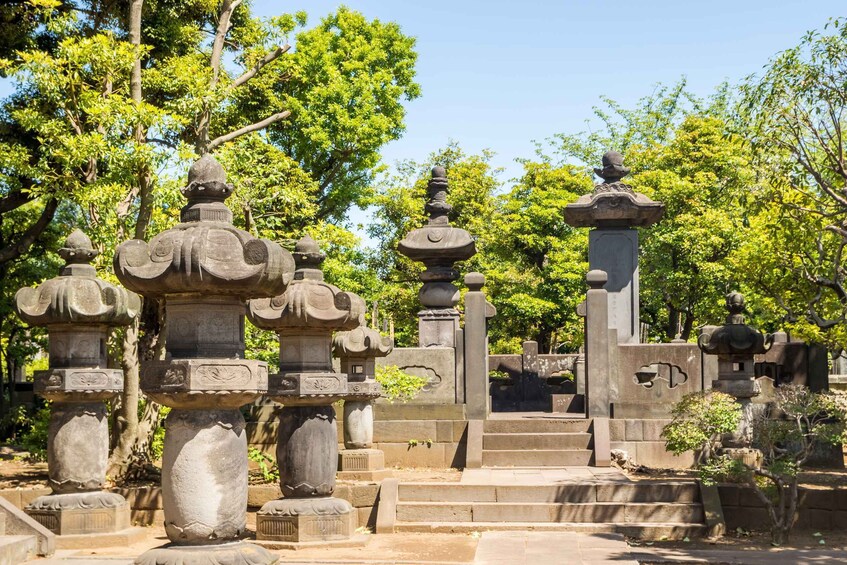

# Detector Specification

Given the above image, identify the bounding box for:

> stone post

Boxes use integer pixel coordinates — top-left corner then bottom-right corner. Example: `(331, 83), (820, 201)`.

(398, 167), (476, 347)
(14, 230), (140, 536)
(115, 155), (292, 565)
(564, 151), (664, 344)
(464, 272), (496, 420)
(333, 325), (393, 480)
(585, 270), (611, 418)
(248, 236), (366, 545)
(699, 292), (772, 464)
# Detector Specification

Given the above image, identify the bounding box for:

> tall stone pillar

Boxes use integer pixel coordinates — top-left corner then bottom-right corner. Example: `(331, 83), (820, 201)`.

(15, 230), (140, 536)
(115, 155), (293, 565)
(585, 270), (611, 418)
(564, 151), (664, 344)
(464, 272), (496, 420)
(699, 292), (772, 463)
(398, 167), (476, 347)
(333, 325), (393, 480)
(248, 236), (366, 545)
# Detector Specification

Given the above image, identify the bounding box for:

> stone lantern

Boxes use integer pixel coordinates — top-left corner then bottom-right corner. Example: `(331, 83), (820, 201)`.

(333, 325), (393, 480)
(397, 166), (476, 347)
(248, 235), (366, 544)
(14, 229), (140, 536)
(698, 292), (772, 456)
(564, 151), (664, 344)
(114, 155), (293, 565)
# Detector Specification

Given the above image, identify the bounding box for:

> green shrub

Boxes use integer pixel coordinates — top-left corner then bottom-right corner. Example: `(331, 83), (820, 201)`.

(662, 390), (741, 465)
(149, 405), (171, 461)
(18, 404), (51, 462)
(375, 365), (427, 403)
(248, 447), (279, 483)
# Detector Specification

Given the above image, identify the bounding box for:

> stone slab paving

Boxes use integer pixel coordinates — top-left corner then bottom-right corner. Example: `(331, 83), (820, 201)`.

(461, 466), (631, 485)
(473, 531), (637, 565)
(629, 547), (847, 564)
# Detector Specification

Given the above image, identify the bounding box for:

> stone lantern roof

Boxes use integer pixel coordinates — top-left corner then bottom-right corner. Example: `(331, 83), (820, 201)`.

(114, 154), (293, 298)
(563, 151), (665, 228)
(248, 235), (365, 331)
(332, 325), (393, 358)
(16, 229), (140, 327)
(698, 292), (772, 357)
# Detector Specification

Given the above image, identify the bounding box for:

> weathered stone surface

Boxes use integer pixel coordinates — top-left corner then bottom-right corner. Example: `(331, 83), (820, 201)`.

(586, 270), (611, 418)
(278, 405), (338, 498)
(26, 492), (130, 535)
(47, 403), (108, 493)
(343, 400), (374, 449)
(338, 449), (384, 472)
(136, 541), (276, 565)
(256, 497), (356, 542)
(464, 272), (494, 420)
(141, 358), (268, 408)
(161, 409), (248, 544)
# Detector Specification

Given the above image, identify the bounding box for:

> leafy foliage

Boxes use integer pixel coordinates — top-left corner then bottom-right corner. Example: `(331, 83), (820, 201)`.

(375, 365), (427, 403)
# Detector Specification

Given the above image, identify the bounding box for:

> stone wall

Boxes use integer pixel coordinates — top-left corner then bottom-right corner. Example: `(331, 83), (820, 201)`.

(247, 402), (468, 469)
(718, 484), (847, 531)
(609, 418), (695, 469)
(376, 347), (459, 404)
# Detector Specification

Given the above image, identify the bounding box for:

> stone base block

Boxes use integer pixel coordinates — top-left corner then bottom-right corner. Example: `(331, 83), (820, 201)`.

(251, 533), (369, 551)
(136, 541), (276, 565)
(338, 449), (384, 473)
(336, 469), (394, 482)
(55, 526), (147, 549)
(26, 492), (130, 535)
(256, 497), (356, 542)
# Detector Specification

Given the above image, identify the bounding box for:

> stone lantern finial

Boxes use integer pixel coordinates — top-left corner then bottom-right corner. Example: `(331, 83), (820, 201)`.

(593, 150), (631, 184)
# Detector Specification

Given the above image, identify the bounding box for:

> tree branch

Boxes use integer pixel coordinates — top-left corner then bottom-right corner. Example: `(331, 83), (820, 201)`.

(0, 198), (58, 265)
(210, 0), (243, 88)
(207, 111), (291, 151)
(229, 44), (290, 90)
(0, 188), (33, 214)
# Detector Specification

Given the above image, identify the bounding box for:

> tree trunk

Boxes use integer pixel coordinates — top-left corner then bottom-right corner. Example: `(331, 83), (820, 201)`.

(107, 318), (140, 479)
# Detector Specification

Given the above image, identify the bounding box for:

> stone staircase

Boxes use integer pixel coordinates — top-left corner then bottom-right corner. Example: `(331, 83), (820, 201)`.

(482, 418), (594, 467)
(390, 480), (708, 540)
(0, 513), (38, 565)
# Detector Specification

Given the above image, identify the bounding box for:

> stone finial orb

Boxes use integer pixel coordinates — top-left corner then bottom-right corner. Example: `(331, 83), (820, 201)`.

(593, 150), (631, 183)
(58, 229), (99, 265)
(725, 291), (746, 324)
(293, 234), (326, 271)
(586, 269), (608, 289)
(182, 154), (232, 202)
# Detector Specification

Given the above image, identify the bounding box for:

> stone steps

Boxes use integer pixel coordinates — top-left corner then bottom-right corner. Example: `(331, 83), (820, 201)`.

(395, 501), (704, 523)
(483, 419), (592, 434)
(392, 521), (708, 540)
(482, 449), (593, 467)
(483, 432), (593, 450)
(390, 481), (706, 540)
(398, 482), (699, 504)
(0, 535), (37, 565)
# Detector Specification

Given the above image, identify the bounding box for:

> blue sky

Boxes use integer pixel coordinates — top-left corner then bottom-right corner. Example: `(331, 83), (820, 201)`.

(1, 2), (843, 240)
(256, 0), (843, 186)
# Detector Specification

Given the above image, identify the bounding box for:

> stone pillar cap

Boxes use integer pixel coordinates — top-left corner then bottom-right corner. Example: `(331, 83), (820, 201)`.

(586, 270), (608, 288)
(332, 325), (394, 358)
(465, 272), (485, 291)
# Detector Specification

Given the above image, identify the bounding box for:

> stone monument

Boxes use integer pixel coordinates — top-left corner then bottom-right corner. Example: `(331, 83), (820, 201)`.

(14, 230), (140, 536)
(699, 292), (772, 461)
(333, 324), (393, 481)
(397, 166), (476, 347)
(248, 235), (366, 544)
(564, 151), (664, 344)
(115, 155), (293, 565)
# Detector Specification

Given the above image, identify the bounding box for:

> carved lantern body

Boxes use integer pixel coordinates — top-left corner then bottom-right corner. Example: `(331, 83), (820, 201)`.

(115, 155), (292, 565)
(248, 235), (366, 543)
(564, 151), (664, 344)
(699, 292), (771, 459)
(333, 325), (393, 480)
(397, 167), (476, 347)
(15, 230), (140, 535)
